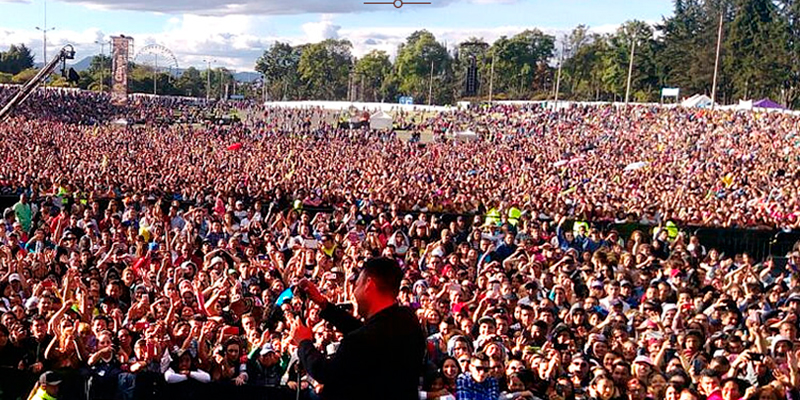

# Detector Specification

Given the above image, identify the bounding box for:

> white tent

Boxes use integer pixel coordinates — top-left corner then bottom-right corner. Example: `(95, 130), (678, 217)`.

(681, 94), (713, 109)
(737, 100), (753, 111)
(369, 111), (393, 130)
(454, 129), (479, 141)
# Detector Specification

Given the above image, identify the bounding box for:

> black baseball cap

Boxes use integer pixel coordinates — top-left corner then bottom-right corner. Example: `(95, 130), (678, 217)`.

(39, 371), (62, 386)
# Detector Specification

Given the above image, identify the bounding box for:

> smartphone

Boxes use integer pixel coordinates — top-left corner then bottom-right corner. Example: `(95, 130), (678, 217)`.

(42, 280), (55, 289)
(751, 353), (763, 362)
(338, 302), (354, 313)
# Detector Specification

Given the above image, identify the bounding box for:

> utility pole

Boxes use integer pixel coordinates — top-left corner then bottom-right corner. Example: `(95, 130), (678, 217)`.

(428, 60), (434, 106)
(36, 0), (55, 66)
(219, 68), (224, 100)
(554, 42), (564, 108)
(488, 54), (495, 102)
(94, 39), (108, 92)
(360, 74), (365, 103)
(711, 10), (724, 110)
(624, 35), (636, 105)
(204, 59), (215, 102)
(153, 53), (158, 96)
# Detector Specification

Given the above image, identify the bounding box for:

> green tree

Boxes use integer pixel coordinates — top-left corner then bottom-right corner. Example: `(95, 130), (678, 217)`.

(353, 50), (392, 102)
(393, 30), (453, 104)
(175, 67), (204, 97)
(726, 0), (790, 100)
(255, 42), (302, 100)
(0, 44), (35, 75)
(297, 39), (353, 100)
(12, 68), (37, 84)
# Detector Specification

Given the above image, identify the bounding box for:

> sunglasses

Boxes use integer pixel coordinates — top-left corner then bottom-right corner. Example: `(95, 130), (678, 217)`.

(471, 365), (489, 372)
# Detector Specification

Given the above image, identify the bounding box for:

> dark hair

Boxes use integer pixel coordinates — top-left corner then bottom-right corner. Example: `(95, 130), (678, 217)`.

(699, 368), (719, 379)
(471, 351), (489, 364)
(680, 387), (701, 400)
(170, 348), (196, 371)
(421, 370), (445, 391)
(439, 355), (462, 376)
(362, 257), (403, 297)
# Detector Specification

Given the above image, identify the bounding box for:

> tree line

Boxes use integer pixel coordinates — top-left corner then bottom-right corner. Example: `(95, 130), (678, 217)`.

(2, 0), (799, 107)
(255, 0), (800, 108)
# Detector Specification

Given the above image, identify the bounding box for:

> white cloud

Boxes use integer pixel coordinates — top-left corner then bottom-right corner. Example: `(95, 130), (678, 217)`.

(33, 0), (466, 15)
(0, 13), (631, 73)
(301, 14), (341, 42)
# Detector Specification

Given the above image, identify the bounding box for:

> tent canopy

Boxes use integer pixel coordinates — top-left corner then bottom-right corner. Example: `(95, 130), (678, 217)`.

(454, 129), (479, 141)
(681, 94), (713, 109)
(753, 98), (784, 109)
(369, 110), (393, 130)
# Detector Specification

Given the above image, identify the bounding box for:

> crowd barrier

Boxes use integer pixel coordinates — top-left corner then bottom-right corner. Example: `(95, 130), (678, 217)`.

(0, 367), (299, 400)
(0, 195), (796, 263)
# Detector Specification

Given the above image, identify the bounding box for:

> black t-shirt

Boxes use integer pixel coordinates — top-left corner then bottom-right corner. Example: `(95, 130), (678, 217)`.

(0, 343), (23, 368)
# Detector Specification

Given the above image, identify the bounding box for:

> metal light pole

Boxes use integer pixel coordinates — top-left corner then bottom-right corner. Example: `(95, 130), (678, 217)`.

(554, 41), (565, 108)
(428, 60), (434, 106)
(36, 27), (56, 65)
(153, 53), (158, 95)
(203, 59), (215, 102)
(711, 11), (724, 110)
(94, 40), (108, 92)
(624, 35), (637, 105)
(35, 0), (55, 65)
(218, 68), (224, 100)
(488, 53), (495, 102)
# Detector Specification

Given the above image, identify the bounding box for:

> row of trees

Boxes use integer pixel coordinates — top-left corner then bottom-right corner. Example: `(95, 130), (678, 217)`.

(3, 0), (799, 107)
(254, 0), (800, 107)
(75, 55), (239, 98)
(0, 44), (36, 83)
(0, 47), (243, 99)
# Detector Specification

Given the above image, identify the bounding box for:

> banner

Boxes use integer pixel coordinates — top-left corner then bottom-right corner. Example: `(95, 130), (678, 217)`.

(660, 87), (680, 98)
(111, 35), (133, 105)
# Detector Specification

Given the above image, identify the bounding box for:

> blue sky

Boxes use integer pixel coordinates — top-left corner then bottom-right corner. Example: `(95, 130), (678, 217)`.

(0, 0), (675, 71)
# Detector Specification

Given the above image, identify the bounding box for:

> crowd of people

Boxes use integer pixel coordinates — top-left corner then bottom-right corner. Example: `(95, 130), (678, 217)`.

(0, 86), (239, 126)
(0, 90), (799, 400)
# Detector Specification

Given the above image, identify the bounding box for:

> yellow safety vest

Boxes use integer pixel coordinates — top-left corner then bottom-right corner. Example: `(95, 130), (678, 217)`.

(32, 387), (58, 400)
(508, 207), (522, 227)
(572, 221), (589, 236)
(485, 208), (501, 226)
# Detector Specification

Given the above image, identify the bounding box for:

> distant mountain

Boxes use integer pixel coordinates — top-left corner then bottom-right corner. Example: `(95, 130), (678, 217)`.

(32, 56), (93, 71)
(233, 71), (261, 83)
(68, 56), (94, 71)
(35, 57), (261, 83)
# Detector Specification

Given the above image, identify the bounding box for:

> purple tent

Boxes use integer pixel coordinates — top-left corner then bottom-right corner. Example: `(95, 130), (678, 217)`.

(753, 98), (785, 109)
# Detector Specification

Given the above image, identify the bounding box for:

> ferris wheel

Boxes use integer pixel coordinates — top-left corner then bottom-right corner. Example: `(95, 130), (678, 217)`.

(133, 44), (179, 95)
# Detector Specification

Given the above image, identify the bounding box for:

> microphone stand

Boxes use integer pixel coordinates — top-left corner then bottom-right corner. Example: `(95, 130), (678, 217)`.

(293, 286), (307, 400)
(295, 359), (302, 400)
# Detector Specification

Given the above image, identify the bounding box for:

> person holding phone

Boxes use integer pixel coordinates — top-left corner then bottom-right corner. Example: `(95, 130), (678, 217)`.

(289, 257), (426, 400)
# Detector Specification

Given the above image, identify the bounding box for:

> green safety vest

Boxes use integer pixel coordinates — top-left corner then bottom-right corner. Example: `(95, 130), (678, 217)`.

(485, 208), (501, 226)
(653, 221), (679, 240)
(508, 207), (522, 226)
(572, 220), (589, 236)
(32, 387), (58, 400)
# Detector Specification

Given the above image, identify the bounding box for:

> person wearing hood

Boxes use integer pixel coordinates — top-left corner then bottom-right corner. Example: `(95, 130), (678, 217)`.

(388, 230), (411, 257)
